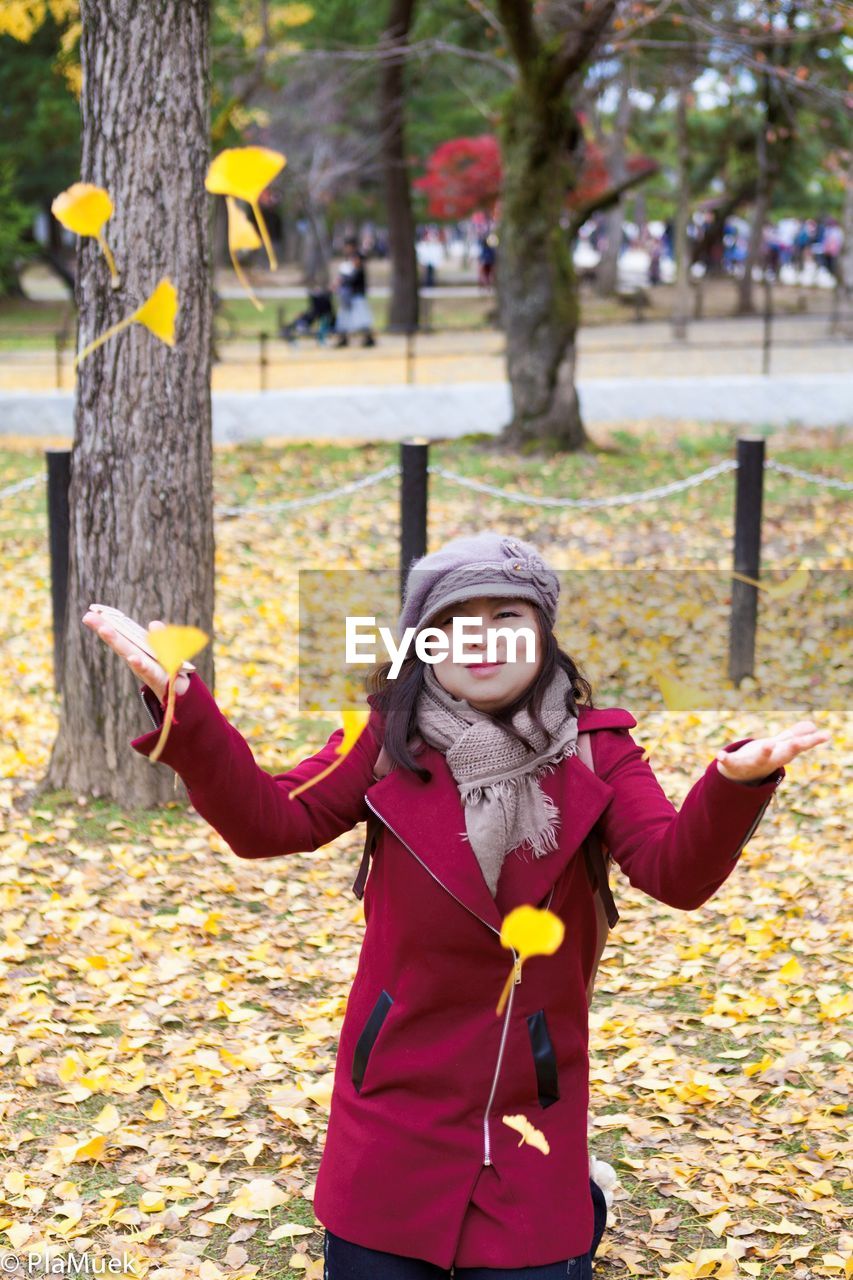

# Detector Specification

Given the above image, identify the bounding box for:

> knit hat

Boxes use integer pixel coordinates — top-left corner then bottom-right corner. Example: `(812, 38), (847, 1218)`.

(398, 532), (560, 641)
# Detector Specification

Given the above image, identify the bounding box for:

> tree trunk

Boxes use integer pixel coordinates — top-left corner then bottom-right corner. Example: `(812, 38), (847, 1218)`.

(302, 201), (332, 289)
(837, 151), (853, 338)
(40, 0), (214, 808)
(738, 87), (773, 315)
(498, 83), (588, 452)
(671, 86), (691, 341)
(379, 0), (419, 332)
(737, 169), (770, 315)
(596, 63), (630, 298)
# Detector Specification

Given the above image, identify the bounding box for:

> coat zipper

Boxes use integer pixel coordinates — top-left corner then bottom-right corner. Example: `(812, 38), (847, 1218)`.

(483, 948), (519, 1166)
(363, 797), (557, 1171)
(483, 884), (555, 1167)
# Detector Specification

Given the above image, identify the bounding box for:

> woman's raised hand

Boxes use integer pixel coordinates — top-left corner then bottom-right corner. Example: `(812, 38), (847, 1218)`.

(81, 611), (190, 704)
(715, 719), (830, 783)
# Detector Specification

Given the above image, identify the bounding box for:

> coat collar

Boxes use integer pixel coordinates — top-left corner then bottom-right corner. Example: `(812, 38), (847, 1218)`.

(364, 706), (633, 934)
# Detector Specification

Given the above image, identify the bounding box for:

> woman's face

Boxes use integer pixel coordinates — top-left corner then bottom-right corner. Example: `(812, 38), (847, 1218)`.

(425, 595), (543, 713)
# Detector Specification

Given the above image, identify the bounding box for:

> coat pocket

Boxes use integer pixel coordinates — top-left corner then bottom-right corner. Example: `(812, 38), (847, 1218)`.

(352, 988), (394, 1094)
(526, 1008), (560, 1108)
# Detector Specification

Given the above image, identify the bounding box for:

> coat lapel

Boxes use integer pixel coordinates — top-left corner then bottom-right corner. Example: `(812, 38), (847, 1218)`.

(364, 742), (615, 933)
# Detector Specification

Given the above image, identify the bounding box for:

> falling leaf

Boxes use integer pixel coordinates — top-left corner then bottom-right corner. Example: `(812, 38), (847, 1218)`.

(145, 623), (209, 764)
(74, 278), (180, 367)
(225, 196), (263, 311)
(133, 279), (180, 344)
(495, 905), (565, 1016)
(51, 182), (119, 286)
(147, 624), (209, 678)
(654, 671), (715, 713)
(288, 706), (370, 800)
(205, 146), (286, 269)
(502, 1114), (550, 1155)
(730, 567), (810, 598)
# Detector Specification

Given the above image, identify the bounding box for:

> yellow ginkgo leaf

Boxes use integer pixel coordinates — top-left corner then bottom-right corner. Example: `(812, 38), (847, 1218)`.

(51, 182), (119, 286)
(731, 567), (810, 599)
(288, 706), (371, 800)
(145, 624), (209, 765)
(501, 905), (565, 960)
(205, 146), (286, 270)
(502, 1114), (550, 1155)
(226, 196), (263, 312)
(69, 1133), (107, 1163)
(227, 197), (262, 252)
(74, 278), (180, 367)
(654, 670), (715, 714)
(134, 278), (179, 344)
(147, 624), (209, 678)
(496, 905), (565, 1016)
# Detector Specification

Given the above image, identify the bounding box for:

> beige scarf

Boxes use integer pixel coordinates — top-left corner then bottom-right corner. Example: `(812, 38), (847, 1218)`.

(415, 663), (579, 896)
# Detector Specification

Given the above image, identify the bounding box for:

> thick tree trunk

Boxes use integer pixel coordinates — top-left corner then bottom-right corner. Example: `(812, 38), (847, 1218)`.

(671, 86), (691, 341)
(596, 64), (630, 298)
(499, 84), (588, 452)
(40, 0), (214, 807)
(380, 0), (419, 332)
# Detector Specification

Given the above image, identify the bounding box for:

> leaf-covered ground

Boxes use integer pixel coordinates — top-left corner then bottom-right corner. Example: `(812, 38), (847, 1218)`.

(0, 426), (850, 1280)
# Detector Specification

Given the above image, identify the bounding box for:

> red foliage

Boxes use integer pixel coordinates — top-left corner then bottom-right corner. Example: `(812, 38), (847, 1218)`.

(414, 135), (502, 220)
(415, 127), (656, 220)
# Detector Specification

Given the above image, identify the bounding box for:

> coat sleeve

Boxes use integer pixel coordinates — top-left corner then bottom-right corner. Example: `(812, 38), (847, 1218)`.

(129, 672), (383, 859)
(592, 727), (785, 911)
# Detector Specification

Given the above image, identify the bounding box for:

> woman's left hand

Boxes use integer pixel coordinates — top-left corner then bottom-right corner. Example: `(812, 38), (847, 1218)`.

(716, 719), (830, 783)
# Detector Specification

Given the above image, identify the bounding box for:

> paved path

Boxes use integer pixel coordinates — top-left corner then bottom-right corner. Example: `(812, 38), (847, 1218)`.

(3, 373), (851, 441)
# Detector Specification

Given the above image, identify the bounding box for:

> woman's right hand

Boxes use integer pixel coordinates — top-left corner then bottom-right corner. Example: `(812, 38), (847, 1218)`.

(81, 611), (190, 704)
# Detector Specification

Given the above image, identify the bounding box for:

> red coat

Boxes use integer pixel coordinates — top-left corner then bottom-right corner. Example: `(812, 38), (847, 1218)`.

(131, 674), (785, 1269)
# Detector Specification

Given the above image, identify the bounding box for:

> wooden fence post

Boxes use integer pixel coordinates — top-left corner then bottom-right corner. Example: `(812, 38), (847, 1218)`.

(259, 331), (269, 391)
(46, 448), (72, 694)
(728, 436), (765, 685)
(400, 438), (429, 605)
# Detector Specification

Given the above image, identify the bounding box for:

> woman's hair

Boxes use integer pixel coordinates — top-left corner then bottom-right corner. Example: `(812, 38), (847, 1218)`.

(364, 602), (595, 784)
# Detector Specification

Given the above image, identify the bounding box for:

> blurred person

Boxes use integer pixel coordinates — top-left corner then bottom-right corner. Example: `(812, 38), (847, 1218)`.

(334, 238), (376, 349)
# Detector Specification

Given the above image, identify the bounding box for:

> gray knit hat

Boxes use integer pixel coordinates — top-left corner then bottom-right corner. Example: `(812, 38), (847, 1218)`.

(398, 532), (560, 640)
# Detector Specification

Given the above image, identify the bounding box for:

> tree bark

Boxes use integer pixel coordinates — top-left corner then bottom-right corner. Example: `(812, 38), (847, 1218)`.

(380, 0), (419, 332)
(40, 0), (214, 808)
(737, 119), (771, 315)
(596, 63), (631, 298)
(671, 85), (692, 341)
(498, 82), (587, 451)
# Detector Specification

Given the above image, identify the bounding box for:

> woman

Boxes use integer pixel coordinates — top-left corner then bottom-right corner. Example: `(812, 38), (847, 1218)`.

(82, 532), (827, 1279)
(333, 238), (376, 348)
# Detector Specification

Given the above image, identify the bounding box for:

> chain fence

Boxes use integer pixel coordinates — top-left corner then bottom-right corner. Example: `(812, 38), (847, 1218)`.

(2, 456), (851, 514)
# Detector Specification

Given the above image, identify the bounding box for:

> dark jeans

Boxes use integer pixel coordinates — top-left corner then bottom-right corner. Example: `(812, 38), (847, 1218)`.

(323, 1177), (606, 1279)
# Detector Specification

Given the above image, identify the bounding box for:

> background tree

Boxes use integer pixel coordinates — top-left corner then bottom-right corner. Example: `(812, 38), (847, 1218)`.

(380, 0), (419, 331)
(0, 1), (80, 293)
(494, 0), (656, 452)
(593, 59), (632, 298)
(41, 0), (214, 807)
